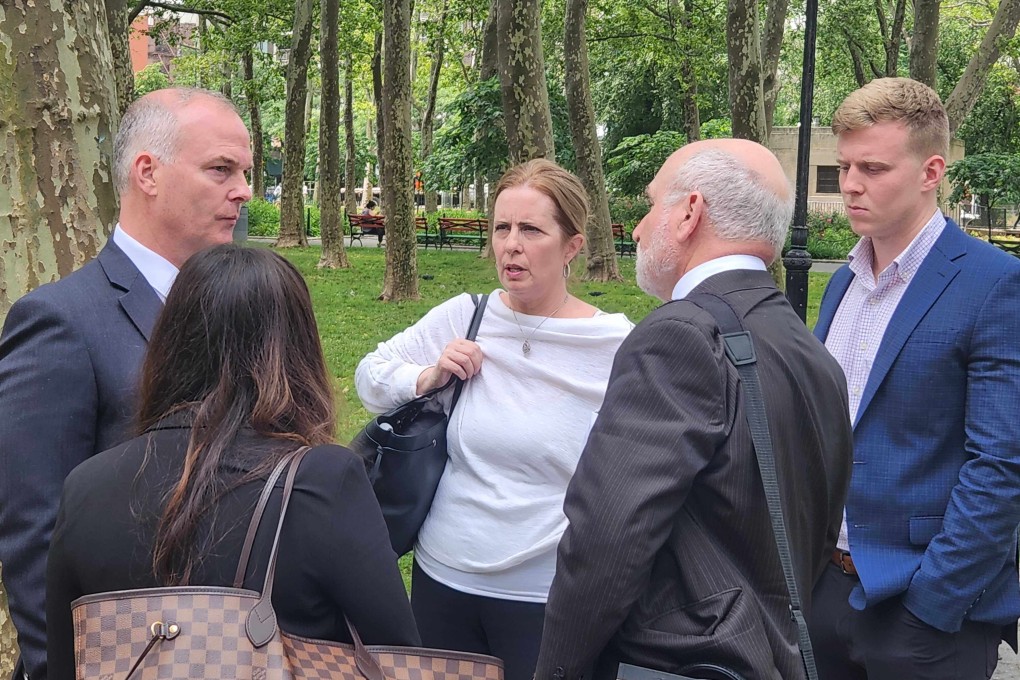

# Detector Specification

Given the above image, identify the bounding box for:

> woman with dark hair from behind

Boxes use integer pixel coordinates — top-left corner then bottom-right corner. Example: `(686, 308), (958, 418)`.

(46, 244), (419, 679)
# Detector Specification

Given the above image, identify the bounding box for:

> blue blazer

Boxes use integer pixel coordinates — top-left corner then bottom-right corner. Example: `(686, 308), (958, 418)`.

(0, 239), (161, 680)
(814, 219), (1020, 634)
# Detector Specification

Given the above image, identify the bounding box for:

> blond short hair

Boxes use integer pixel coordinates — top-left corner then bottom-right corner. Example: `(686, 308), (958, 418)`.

(491, 159), (589, 241)
(832, 77), (949, 160)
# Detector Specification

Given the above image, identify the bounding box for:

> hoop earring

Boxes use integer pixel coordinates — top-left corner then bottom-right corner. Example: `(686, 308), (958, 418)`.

(563, 262), (571, 279)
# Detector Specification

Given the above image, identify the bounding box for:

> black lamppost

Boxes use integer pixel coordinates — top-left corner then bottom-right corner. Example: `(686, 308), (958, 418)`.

(783, 0), (819, 322)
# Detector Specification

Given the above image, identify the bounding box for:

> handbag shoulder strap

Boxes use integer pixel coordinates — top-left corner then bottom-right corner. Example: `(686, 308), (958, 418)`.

(233, 446), (311, 588)
(449, 293), (488, 413)
(685, 292), (819, 680)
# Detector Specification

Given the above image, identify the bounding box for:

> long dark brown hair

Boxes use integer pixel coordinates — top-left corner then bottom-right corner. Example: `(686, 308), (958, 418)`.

(138, 244), (336, 585)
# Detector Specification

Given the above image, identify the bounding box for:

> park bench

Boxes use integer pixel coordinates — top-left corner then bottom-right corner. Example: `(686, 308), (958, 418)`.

(613, 223), (635, 257)
(416, 216), (439, 249)
(438, 217), (487, 251)
(348, 212), (385, 247)
(990, 232), (1020, 258)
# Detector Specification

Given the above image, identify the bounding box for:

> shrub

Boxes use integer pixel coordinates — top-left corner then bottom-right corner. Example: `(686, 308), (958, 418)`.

(608, 195), (650, 229)
(247, 199), (280, 236)
(786, 211), (859, 260)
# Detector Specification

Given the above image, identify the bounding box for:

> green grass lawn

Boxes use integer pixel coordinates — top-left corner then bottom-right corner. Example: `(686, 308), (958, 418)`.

(277, 246), (832, 588)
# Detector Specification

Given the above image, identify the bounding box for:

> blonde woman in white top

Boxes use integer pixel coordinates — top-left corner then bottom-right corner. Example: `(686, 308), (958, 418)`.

(356, 159), (632, 680)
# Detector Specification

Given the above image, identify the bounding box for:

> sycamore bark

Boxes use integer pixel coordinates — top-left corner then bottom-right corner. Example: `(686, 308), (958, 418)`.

(381, 0), (420, 300)
(277, 0), (314, 247)
(243, 49), (265, 203)
(105, 0), (135, 114)
(909, 0), (940, 86)
(344, 52), (358, 214)
(0, 1), (119, 667)
(372, 31), (386, 213)
(318, 0), (350, 268)
(496, 0), (554, 163)
(421, 2), (447, 216)
(564, 0), (620, 282)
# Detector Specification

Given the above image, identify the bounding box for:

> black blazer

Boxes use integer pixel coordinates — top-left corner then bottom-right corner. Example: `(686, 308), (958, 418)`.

(534, 270), (853, 680)
(0, 239), (161, 680)
(45, 420), (420, 680)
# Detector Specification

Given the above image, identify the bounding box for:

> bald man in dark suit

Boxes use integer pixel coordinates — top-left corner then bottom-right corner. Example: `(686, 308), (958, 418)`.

(535, 139), (853, 680)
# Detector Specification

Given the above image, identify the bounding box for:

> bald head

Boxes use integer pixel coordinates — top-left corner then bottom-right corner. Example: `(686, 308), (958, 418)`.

(653, 138), (794, 259)
(113, 87), (238, 192)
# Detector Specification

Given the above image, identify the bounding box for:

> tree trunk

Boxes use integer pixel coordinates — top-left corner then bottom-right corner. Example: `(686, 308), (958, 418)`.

(277, 0), (315, 247)
(761, 0), (789, 133)
(381, 0), (420, 300)
(679, 0), (701, 141)
(243, 49), (265, 203)
(945, 0), (1020, 134)
(0, 0), (119, 663)
(480, 0), (499, 80)
(726, 0), (769, 144)
(318, 0), (350, 268)
(884, 0), (907, 76)
(496, 0), (555, 163)
(421, 1), (448, 217)
(344, 52), (359, 215)
(0, 0), (119, 321)
(105, 0), (135, 114)
(909, 0), (940, 86)
(372, 31), (386, 213)
(564, 0), (621, 282)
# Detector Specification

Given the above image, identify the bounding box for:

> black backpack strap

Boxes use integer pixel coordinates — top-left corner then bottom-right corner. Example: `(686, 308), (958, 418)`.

(685, 292), (819, 680)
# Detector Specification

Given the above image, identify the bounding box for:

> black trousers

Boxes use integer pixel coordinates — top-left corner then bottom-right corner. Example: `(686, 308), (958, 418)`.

(411, 561), (546, 680)
(809, 562), (1001, 680)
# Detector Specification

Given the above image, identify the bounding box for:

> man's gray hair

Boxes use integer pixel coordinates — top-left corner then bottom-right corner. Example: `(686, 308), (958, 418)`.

(662, 149), (794, 258)
(113, 87), (236, 192)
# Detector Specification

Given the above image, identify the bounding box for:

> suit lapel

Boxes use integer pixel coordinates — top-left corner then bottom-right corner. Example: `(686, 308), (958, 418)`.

(854, 226), (966, 424)
(98, 239), (163, 342)
(814, 267), (854, 341)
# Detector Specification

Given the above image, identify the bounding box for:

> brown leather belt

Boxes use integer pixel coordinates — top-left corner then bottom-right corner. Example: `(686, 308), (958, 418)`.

(831, 549), (858, 577)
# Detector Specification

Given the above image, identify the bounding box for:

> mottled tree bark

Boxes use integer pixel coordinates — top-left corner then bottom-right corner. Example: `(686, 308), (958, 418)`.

(318, 0), (350, 268)
(564, 0), (620, 282)
(381, 0), (420, 300)
(372, 31), (386, 213)
(726, 0), (768, 144)
(0, 2), (119, 667)
(761, 0), (789, 133)
(277, 0), (315, 247)
(421, 2), (447, 216)
(344, 52), (359, 215)
(496, 0), (555, 163)
(909, 0), (940, 87)
(879, 0), (908, 76)
(945, 0), (1020, 135)
(105, 0), (135, 114)
(478, 0), (500, 258)
(242, 49), (265, 202)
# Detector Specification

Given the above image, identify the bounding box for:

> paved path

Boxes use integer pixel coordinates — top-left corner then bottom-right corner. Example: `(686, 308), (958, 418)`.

(996, 639), (1020, 679)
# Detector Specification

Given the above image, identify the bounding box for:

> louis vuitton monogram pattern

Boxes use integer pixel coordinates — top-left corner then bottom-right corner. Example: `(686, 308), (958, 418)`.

(72, 586), (504, 680)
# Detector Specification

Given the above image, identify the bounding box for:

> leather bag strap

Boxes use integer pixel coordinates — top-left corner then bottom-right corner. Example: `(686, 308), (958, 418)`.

(233, 446), (311, 588)
(685, 292), (819, 680)
(449, 293), (488, 413)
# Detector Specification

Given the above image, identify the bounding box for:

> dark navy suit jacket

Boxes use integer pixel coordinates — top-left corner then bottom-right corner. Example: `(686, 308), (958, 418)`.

(0, 239), (162, 680)
(814, 220), (1020, 635)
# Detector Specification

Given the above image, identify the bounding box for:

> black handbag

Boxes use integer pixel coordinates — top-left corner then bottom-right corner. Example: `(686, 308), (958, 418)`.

(350, 293), (489, 555)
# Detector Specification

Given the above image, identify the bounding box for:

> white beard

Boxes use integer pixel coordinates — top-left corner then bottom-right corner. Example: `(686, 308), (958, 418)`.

(636, 216), (681, 301)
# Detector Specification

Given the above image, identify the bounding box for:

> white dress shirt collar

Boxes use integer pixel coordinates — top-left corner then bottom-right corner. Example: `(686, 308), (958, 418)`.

(112, 225), (179, 302)
(671, 254), (768, 300)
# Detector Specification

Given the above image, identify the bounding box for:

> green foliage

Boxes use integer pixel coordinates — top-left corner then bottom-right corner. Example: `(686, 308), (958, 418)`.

(134, 64), (170, 96)
(957, 67), (1020, 156)
(608, 195), (650, 227)
(699, 118), (732, 139)
(799, 211), (859, 260)
(947, 153), (1020, 207)
(605, 130), (686, 196)
(247, 198), (281, 236)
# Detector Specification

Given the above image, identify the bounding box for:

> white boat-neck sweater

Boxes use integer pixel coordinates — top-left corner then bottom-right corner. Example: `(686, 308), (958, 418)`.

(355, 289), (632, 601)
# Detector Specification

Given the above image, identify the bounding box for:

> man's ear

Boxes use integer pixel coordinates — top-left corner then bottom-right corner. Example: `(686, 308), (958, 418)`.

(921, 154), (946, 192)
(134, 152), (160, 197)
(673, 190), (704, 243)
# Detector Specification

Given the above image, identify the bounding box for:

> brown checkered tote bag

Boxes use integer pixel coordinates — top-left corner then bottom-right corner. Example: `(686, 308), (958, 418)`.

(71, 446), (505, 680)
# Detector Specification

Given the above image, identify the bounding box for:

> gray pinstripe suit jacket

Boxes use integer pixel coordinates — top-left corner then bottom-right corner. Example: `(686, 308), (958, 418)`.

(535, 269), (853, 680)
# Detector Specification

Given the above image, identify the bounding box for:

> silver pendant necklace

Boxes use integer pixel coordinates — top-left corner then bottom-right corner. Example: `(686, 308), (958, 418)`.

(510, 293), (570, 356)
